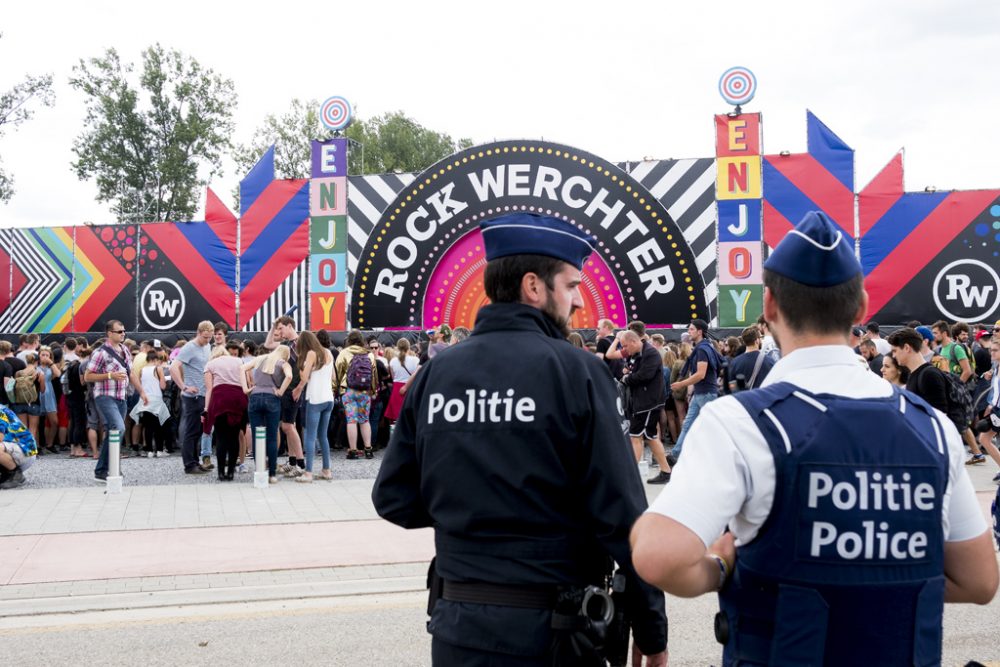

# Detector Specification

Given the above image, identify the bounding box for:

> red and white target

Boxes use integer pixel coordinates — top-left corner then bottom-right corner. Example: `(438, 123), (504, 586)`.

(320, 96), (352, 131)
(718, 67), (757, 107)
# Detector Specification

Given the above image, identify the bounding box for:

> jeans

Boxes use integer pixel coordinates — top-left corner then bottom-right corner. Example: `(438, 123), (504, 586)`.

(94, 395), (126, 478)
(671, 391), (718, 459)
(179, 395), (205, 470)
(369, 397), (386, 446)
(303, 400), (333, 472)
(200, 432), (213, 457)
(248, 393), (281, 478)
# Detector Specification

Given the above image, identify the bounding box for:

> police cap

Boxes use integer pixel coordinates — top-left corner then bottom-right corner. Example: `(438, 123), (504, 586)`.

(763, 211), (862, 287)
(480, 213), (597, 270)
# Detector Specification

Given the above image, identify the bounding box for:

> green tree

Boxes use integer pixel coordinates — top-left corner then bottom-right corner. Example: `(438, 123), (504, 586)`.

(0, 33), (55, 203)
(233, 98), (328, 182)
(345, 111), (473, 174)
(234, 103), (472, 184)
(69, 44), (236, 222)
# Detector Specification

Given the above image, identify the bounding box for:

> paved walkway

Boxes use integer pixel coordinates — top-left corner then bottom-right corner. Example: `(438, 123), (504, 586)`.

(0, 465), (997, 617)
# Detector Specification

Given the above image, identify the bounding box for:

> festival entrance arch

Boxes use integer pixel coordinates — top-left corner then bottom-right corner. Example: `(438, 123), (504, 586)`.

(350, 140), (709, 329)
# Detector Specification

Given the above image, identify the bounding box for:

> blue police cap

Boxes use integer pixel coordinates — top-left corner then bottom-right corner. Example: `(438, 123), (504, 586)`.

(480, 213), (597, 270)
(763, 211), (861, 287)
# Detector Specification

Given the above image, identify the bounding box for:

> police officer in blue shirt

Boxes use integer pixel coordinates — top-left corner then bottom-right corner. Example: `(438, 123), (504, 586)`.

(630, 211), (998, 666)
(373, 212), (668, 666)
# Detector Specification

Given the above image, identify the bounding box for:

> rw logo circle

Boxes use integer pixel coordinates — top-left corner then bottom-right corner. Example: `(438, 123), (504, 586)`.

(932, 259), (1000, 322)
(141, 278), (186, 330)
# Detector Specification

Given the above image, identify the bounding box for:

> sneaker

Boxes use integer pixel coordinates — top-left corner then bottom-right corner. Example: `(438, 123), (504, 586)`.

(346, 449), (360, 460)
(0, 469), (25, 489)
(279, 463), (294, 474)
(237, 463), (248, 474)
(157, 450), (170, 457)
(646, 471), (671, 485)
(364, 447), (374, 460)
(268, 476), (279, 484)
(666, 453), (678, 468)
(93, 474), (108, 484)
(965, 455), (986, 465)
(146, 451), (154, 458)
(185, 466), (208, 475)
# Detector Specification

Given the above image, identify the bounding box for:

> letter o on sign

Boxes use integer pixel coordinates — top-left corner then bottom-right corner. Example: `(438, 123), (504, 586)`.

(319, 258), (338, 286)
(728, 246), (752, 280)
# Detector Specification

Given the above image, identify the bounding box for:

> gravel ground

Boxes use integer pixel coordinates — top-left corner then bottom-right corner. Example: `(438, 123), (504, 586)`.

(11, 446), (386, 489)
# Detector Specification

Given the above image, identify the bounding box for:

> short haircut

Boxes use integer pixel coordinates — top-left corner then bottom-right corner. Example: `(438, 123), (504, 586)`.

(597, 318), (615, 331)
(452, 326), (471, 343)
(105, 320), (123, 334)
(650, 333), (665, 346)
(905, 320), (921, 329)
(621, 330), (641, 344)
(763, 269), (864, 337)
(860, 338), (877, 350)
(0, 341), (11, 355)
(197, 320), (214, 333)
(273, 315), (295, 329)
(951, 321), (970, 338)
(931, 320), (950, 336)
(741, 327), (760, 347)
(483, 254), (566, 303)
(866, 321), (880, 334)
(214, 322), (229, 334)
(627, 320), (646, 336)
(63, 338), (77, 351)
(225, 339), (242, 351)
(887, 327), (923, 353)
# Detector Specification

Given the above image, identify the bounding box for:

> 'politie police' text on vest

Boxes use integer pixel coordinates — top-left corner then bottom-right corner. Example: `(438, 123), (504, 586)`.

(805, 467), (937, 561)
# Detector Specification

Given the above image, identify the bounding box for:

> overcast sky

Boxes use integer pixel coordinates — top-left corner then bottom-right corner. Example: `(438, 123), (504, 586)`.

(2, 0), (998, 228)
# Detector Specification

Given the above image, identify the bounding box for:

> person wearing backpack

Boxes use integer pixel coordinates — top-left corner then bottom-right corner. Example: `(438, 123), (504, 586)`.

(64, 350), (88, 458)
(932, 320), (991, 464)
(668, 319), (723, 463)
(334, 329), (377, 460)
(890, 327), (1000, 470)
(10, 352), (45, 447)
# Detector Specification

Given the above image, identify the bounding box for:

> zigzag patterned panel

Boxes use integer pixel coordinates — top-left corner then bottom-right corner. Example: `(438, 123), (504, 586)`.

(626, 158), (719, 323)
(8, 227), (75, 333)
(0, 229), (13, 333)
(346, 173), (416, 282)
(240, 259), (308, 332)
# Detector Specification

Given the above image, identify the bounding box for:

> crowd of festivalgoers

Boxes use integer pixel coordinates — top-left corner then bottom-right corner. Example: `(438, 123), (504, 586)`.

(0, 320), (471, 488)
(0, 314), (998, 490)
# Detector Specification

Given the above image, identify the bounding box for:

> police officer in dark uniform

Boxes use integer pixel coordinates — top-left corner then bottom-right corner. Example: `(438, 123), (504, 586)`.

(373, 212), (668, 666)
(630, 211), (997, 666)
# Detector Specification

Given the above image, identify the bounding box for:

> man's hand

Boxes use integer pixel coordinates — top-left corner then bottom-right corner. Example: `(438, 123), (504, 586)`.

(708, 531), (736, 577)
(669, 381), (683, 391)
(632, 645), (668, 667)
(184, 385), (197, 395)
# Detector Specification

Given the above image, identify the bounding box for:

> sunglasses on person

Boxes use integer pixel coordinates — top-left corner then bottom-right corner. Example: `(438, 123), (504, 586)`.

(111, 329), (126, 334)
(369, 344), (380, 349)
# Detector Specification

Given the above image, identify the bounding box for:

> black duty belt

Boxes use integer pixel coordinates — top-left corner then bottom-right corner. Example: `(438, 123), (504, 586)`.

(442, 580), (557, 610)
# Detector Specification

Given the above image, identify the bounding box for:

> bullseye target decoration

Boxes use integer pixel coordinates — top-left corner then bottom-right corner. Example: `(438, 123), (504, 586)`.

(320, 96), (353, 131)
(719, 67), (757, 107)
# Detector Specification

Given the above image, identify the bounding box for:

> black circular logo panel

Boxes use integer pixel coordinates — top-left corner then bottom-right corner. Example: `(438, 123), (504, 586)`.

(351, 140), (708, 329)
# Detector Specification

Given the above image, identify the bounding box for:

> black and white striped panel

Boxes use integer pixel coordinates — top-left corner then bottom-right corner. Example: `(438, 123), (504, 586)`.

(346, 173), (416, 282)
(8, 228), (61, 333)
(240, 259), (308, 332)
(626, 158), (718, 323)
(0, 229), (11, 333)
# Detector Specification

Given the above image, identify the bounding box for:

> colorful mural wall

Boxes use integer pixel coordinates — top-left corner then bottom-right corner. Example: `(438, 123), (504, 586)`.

(1, 109), (999, 333)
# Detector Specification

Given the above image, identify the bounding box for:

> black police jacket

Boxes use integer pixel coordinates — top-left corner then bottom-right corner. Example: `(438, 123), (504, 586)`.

(372, 303), (667, 655)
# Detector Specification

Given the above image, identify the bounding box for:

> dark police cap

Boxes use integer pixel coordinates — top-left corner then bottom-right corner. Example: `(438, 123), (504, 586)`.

(480, 212), (597, 270)
(763, 211), (862, 287)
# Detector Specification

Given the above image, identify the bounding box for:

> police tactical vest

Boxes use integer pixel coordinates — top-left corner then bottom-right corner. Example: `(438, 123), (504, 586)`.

(720, 383), (949, 666)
